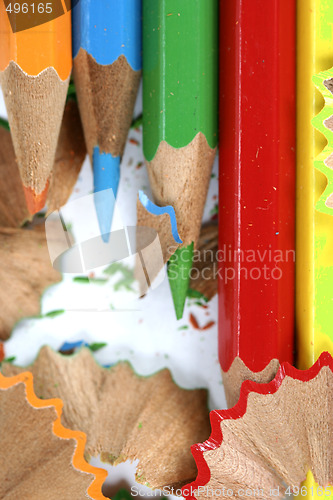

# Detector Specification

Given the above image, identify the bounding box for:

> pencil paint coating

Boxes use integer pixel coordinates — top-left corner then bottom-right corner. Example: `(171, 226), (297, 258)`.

(218, 0), (296, 374)
(72, 0), (142, 70)
(143, 0), (218, 161)
(0, 4), (71, 79)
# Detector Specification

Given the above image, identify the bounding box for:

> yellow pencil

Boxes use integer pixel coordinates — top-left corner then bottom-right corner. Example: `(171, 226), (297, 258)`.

(297, 0), (333, 497)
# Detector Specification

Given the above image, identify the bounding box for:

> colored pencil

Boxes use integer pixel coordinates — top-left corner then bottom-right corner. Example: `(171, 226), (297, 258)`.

(72, 0), (142, 242)
(296, 0), (333, 370)
(218, 0), (296, 407)
(143, 0), (218, 319)
(296, 0), (333, 497)
(0, 5), (71, 214)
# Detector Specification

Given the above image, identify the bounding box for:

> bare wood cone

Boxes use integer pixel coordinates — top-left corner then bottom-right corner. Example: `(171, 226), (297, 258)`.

(137, 133), (216, 283)
(0, 100), (86, 227)
(73, 49), (141, 158)
(0, 375), (103, 499)
(146, 133), (216, 249)
(136, 212), (218, 297)
(137, 198), (178, 265)
(194, 364), (333, 500)
(0, 127), (30, 227)
(222, 357), (280, 408)
(136, 198), (178, 292)
(190, 222), (218, 300)
(0, 225), (61, 340)
(4, 346), (211, 490)
(0, 62), (69, 212)
(47, 99), (87, 214)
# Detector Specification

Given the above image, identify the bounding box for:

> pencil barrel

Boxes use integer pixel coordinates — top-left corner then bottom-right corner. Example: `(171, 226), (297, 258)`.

(143, 0), (218, 162)
(218, 0), (296, 401)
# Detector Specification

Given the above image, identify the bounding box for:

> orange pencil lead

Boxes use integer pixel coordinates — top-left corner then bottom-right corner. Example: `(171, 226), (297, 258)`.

(23, 182), (49, 215)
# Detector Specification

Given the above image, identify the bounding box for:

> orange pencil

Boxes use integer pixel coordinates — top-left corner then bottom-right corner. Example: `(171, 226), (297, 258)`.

(0, 5), (72, 214)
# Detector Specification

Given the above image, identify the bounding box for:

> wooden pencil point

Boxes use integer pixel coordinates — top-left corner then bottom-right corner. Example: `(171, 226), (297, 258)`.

(0, 99), (86, 226)
(23, 180), (49, 215)
(73, 49), (141, 161)
(146, 135), (216, 249)
(136, 197), (179, 295)
(143, 1), (218, 314)
(168, 243), (194, 320)
(0, 6), (72, 214)
(72, 1), (142, 238)
(0, 63), (69, 214)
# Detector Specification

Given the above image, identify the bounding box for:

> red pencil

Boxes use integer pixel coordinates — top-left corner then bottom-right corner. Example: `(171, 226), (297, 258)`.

(218, 0), (296, 407)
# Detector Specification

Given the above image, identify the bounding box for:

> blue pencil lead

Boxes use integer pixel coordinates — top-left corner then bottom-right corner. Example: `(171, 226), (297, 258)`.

(93, 148), (120, 242)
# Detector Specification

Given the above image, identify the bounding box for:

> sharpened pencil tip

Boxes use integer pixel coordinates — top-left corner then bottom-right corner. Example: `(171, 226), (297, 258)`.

(93, 148), (120, 242)
(101, 231), (111, 244)
(93, 191), (114, 243)
(23, 181), (49, 215)
(168, 243), (194, 320)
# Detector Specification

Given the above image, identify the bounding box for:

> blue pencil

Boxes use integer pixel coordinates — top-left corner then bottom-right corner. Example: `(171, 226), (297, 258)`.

(72, 0), (142, 242)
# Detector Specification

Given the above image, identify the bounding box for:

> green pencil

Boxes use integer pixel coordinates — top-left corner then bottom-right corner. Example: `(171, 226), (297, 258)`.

(142, 0), (218, 319)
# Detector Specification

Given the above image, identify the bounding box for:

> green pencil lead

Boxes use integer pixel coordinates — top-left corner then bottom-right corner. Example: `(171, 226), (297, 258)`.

(187, 288), (209, 302)
(168, 243), (194, 320)
(66, 80), (77, 102)
(112, 490), (132, 500)
(130, 113), (143, 130)
(0, 356), (16, 367)
(210, 203), (218, 216)
(177, 325), (189, 331)
(44, 309), (65, 318)
(88, 342), (107, 352)
(73, 276), (107, 284)
(0, 117), (10, 131)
